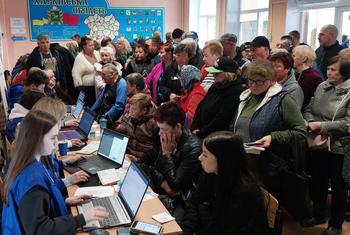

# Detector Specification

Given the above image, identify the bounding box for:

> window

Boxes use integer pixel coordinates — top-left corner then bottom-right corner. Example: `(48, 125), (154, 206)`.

(239, 0), (269, 44)
(189, 0), (216, 48)
(301, 8), (335, 49)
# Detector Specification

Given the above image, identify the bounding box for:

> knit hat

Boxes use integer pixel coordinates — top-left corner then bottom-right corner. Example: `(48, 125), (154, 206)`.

(205, 57), (239, 74)
(180, 65), (201, 90)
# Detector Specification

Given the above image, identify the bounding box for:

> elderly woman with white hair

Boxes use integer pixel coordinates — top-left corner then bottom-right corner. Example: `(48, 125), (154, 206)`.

(94, 46), (123, 97)
(292, 45), (323, 110)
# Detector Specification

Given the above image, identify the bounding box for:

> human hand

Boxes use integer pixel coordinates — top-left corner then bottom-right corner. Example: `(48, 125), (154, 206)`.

(66, 154), (84, 164)
(70, 170), (90, 184)
(255, 135), (272, 149)
(308, 122), (322, 132)
(160, 132), (177, 155)
(160, 181), (179, 197)
(65, 119), (80, 127)
(169, 93), (180, 102)
(70, 139), (84, 147)
(83, 206), (109, 222)
(192, 129), (200, 134)
(65, 194), (92, 206)
(127, 154), (140, 163)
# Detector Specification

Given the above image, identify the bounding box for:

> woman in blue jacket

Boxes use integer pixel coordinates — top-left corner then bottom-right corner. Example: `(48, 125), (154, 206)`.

(2, 110), (108, 234)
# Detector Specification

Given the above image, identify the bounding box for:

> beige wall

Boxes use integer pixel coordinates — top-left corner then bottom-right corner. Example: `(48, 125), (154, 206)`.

(0, 0), (185, 70)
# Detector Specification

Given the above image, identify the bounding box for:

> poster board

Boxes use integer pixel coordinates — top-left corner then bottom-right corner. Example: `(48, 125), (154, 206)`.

(27, 0), (165, 42)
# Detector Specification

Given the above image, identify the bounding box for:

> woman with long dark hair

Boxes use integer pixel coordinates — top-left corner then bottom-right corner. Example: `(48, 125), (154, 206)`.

(182, 131), (268, 235)
(2, 110), (108, 234)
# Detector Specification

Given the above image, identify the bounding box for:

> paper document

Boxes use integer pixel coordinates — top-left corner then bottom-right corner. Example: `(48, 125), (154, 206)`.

(74, 186), (114, 198)
(97, 168), (120, 185)
(76, 141), (99, 154)
(152, 212), (175, 224)
(244, 146), (265, 155)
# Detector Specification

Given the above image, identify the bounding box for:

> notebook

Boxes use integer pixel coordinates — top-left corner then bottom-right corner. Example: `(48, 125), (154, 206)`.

(77, 162), (149, 230)
(77, 129), (129, 175)
(58, 108), (95, 141)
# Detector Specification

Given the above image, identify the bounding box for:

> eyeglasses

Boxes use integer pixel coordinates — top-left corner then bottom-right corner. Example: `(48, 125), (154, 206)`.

(247, 79), (267, 86)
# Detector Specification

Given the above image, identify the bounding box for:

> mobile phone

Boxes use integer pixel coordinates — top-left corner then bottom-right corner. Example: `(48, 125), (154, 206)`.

(130, 220), (163, 235)
(117, 227), (132, 235)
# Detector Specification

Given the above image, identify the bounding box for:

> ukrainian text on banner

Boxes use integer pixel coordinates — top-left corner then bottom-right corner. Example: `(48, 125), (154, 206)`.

(27, 0), (165, 42)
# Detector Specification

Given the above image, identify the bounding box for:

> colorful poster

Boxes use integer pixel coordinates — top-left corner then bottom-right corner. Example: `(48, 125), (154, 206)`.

(27, 0), (164, 42)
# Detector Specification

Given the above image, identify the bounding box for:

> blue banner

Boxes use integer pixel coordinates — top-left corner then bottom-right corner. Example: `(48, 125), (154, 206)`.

(27, 0), (164, 42)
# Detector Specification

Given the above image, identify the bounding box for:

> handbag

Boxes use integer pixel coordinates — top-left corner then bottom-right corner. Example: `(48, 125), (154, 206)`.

(307, 90), (350, 150)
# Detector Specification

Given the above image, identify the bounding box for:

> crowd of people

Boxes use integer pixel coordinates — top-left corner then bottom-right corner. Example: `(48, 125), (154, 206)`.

(2, 23), (350, 235)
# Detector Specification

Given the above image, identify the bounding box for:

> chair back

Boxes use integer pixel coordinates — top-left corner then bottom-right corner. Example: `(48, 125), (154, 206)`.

(261, 187), (283, 235)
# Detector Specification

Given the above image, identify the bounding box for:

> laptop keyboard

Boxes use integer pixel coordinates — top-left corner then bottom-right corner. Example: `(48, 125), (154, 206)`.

(81, 196), (129, 227)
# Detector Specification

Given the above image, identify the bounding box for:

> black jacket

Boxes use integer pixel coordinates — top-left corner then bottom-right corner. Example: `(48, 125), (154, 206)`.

(158, 61), (182, 103)
(191, 77), (246, 138)
(182, 173), (269, 235)
(50, 43), (77, 98)
(315, 41), (344, 79)
(26, 46), (67, 90)
(151, 129), (202, 197)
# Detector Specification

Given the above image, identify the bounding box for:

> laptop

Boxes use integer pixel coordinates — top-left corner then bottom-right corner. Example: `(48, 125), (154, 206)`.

(58, 108), (95, 141)
(64, 91), (86, 121)
(77, 162), (149, 230)
(77, 129), (129, 175)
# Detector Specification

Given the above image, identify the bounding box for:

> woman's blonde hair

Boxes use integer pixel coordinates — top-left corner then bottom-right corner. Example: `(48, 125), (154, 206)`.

(203, 40), (223, 56)
(100, 46), (116, 61)
(293, 45), (316, 66)
(129, 93), (152, 111)
(32, 97), (66, 121)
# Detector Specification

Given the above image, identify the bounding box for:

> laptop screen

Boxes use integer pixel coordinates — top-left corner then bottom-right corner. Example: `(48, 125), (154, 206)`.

(78, 109), (95, 136)
(119, 162), (149, 218)
(77, 90), (86, 101)
(72, 98), (84, 118)
(98, 129), (129, 165)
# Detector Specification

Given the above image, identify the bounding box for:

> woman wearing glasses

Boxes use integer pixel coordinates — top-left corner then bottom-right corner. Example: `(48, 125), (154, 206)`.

(231, 60), (307, 219)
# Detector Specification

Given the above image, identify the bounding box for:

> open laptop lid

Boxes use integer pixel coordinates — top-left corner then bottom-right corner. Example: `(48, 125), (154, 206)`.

(77, 108), (95, 137)
(77, 90), (87, 102)
(97, 129), (129, 166)
(119, 162), (149, 220)
(72, 98), (84, 118)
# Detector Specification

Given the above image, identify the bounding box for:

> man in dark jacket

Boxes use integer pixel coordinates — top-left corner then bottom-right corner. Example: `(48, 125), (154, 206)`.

(152, 101), (202, 226)
(315, 24), (345, 79)
(26, 34), (68, 91)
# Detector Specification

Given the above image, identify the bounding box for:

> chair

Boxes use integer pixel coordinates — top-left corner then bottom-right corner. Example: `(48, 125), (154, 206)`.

(261, 187), (283, 235)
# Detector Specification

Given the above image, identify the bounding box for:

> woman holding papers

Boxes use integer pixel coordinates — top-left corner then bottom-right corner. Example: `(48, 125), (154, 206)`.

(230, 60), (309, 223)
(231, 60), (305, 181)
(182, 131), (268, 235)
(2, 110), (108, 234)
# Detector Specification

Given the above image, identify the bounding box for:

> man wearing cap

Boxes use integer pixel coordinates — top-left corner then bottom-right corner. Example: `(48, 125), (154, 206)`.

(192, 57), (245, 138)
(219, 33), (248, 69)
(250, 36), (271, 61)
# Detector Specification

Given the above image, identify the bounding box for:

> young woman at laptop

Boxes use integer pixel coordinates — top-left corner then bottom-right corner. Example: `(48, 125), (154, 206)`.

(2, 110), (109, 234)
(32, 97), (90, 197)
(182, 131), (269, 235)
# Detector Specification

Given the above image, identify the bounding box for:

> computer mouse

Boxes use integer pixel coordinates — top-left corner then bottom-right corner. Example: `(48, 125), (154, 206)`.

(89, 229), (110, 235)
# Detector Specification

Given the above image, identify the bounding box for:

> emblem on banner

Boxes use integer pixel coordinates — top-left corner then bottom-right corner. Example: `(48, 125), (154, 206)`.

(47, 6), (63, 25)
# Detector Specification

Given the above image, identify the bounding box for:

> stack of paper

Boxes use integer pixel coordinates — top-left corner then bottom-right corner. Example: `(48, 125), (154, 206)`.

(76, 141), (99, 154)
(97, 168), (120, 185)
